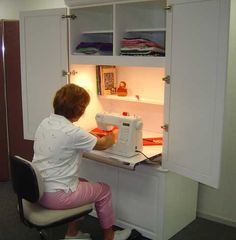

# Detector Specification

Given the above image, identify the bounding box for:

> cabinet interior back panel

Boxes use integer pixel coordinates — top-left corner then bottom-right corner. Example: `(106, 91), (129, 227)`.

(70, 65), (164, 134)
(116, 1), (166, 29)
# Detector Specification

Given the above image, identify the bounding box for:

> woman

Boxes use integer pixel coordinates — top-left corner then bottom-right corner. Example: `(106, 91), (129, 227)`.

(32, 83), (131, 240)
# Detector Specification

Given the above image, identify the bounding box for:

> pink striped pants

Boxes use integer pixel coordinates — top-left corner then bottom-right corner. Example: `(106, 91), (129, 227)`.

(39, 179), (115, 229)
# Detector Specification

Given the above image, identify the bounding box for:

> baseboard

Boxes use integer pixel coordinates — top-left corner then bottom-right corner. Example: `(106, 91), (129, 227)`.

(197, 211), (236, 228)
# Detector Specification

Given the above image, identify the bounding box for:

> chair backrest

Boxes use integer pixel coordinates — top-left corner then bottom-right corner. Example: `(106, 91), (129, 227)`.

(10, 155), (44, 203)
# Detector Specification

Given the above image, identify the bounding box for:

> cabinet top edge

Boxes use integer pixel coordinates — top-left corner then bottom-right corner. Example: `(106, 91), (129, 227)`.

(19, 8), (66, 16)
(65, 0), (165, 8)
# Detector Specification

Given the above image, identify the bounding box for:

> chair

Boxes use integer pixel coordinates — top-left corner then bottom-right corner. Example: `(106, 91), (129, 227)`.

(10, 155), (93, 240)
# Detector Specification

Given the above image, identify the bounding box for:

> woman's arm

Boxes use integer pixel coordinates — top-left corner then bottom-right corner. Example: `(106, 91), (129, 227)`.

(93, 132), (115, 150)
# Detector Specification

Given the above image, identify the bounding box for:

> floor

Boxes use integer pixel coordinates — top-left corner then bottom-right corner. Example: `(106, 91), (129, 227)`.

(0, 181), (236, 240)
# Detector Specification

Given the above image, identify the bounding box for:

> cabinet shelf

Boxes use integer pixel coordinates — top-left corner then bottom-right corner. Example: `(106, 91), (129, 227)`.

(98, 95), (163, 105)
(125, 28), (166, 33)
(82, 30), (113, 34)
(70, 54), (166, 67)
(69, 0), (166, 66)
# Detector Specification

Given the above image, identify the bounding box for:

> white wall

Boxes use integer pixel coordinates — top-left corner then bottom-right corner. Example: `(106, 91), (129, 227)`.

(1, 0), (236, 227)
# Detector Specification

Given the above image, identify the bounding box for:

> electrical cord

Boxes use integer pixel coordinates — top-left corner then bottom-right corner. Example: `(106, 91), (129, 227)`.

(135, 150), (162, 165)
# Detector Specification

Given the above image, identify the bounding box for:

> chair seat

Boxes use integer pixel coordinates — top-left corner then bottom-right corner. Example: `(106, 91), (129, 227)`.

(23, 200), (93, 227)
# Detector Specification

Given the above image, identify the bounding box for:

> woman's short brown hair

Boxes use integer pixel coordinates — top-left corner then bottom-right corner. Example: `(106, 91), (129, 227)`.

(53, 83), (90, 120)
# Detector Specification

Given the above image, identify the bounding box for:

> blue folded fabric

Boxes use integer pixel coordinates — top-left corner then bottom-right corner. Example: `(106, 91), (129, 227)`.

(76, 42), (113, 52)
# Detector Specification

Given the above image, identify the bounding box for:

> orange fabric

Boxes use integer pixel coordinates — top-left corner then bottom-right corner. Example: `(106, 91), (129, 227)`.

(91, 128), (163, 146)
(143, 137), (163, 146)
(90, 127), (117, 136)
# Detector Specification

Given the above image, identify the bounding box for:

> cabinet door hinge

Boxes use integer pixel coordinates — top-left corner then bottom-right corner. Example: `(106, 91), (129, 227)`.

(164, 5), (172, 11)
(62, 70), (78, 77)
(162, 75), (170, 84)
(161, 124), (169, 132)
(62, 14), (77, 20)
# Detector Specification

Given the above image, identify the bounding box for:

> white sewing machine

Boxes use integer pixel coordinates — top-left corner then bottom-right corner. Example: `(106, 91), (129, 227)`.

(95, 112), (143, 157)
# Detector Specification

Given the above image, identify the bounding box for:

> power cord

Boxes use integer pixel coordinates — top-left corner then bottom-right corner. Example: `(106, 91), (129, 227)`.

(135, 150), (162, 165)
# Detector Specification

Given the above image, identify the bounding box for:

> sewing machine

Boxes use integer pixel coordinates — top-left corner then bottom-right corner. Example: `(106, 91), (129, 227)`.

(95, 112), (143, 157)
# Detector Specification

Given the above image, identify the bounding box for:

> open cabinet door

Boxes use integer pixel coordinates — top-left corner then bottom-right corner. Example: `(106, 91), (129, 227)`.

(20, 8), (68, 140)
(163, 0), (230, 188)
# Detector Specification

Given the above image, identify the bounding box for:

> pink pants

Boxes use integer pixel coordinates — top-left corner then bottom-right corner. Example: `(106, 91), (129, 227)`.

(39, 179), (115, 229)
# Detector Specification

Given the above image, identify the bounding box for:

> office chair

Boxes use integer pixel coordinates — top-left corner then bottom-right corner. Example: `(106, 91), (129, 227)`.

(10, 155), (93, 240)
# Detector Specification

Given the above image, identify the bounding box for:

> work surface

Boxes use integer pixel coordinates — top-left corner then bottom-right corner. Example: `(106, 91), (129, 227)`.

(83, 145), (162, 170)
(83, 129), (163, 169)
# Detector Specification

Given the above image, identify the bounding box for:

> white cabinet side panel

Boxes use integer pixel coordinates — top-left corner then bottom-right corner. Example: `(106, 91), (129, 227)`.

(79, 158), (118, 215)
(20, 8), (68, 140)
(164, 0), (229, 188)
(163, 172), (198, 240)
(116, 168), (163, 239)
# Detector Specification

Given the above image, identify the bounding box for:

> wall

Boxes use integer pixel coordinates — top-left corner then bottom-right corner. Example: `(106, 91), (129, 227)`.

(1, 0), (235, 227)
(197, 0), (236, 227)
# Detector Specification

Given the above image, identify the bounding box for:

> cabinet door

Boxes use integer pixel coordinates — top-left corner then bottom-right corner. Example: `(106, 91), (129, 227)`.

(163, 0), (230, 188)
(20, 8), (68, 140)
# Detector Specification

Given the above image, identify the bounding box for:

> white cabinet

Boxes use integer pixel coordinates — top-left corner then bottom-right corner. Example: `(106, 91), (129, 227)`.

(163, 0), (230, 188)
(19, 0), (230, 239)
(68, 0), (166, 67)
(43, 0), (229, 187)
(79, 158), (198, 240)
(78, 158), (119, 209)
(20, 9), (68, 139)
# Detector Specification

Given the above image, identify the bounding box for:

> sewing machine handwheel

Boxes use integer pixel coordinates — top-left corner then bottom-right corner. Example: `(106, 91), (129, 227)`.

(136, 121), (143, 130)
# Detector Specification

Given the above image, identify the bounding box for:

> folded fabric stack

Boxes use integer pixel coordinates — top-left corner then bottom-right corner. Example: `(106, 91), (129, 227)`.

(120, 38), (165, 56)
(75, 42), (113, 55)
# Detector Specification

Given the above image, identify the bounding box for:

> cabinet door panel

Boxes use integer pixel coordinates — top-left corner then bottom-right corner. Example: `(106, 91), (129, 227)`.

(116, 169), (162, 238)
(20, 8), (68, 140)
(164, 0), (229, 188)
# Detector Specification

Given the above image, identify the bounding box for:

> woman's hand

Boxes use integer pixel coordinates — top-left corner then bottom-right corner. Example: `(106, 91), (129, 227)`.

(112, 128), (118, 143)
(93, 131), (117, 150)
